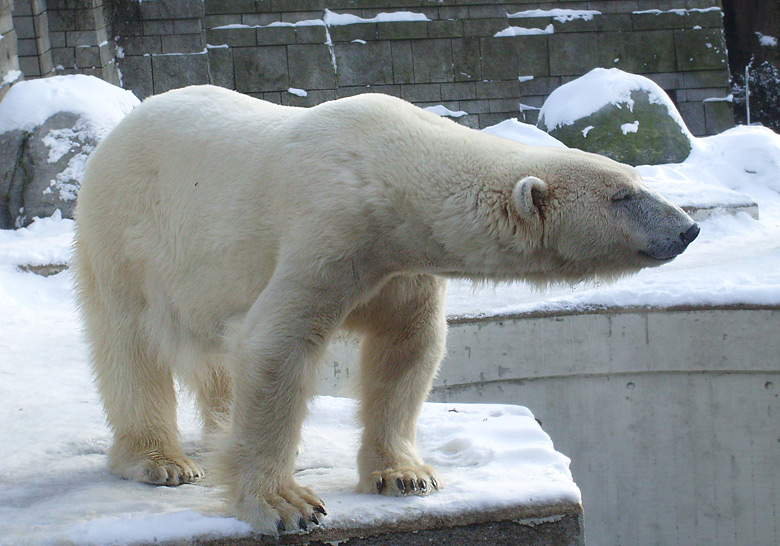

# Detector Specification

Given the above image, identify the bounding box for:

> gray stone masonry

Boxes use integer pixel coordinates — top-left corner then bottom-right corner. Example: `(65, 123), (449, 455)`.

(6, 1), (734, 135)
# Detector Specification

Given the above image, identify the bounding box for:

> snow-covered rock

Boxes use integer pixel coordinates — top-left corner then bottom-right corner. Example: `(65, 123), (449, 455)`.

(538, 68), (694, 166)
(0, 75), (139, 229)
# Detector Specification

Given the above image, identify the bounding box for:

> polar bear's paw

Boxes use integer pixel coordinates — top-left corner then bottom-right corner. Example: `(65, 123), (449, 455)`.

(360, 464), (442, 496)
(234, 481), (327, 536)
(110, 449), (203, 486)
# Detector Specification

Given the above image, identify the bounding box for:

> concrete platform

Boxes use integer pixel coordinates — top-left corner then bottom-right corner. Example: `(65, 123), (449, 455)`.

(323, 304), (780, 546)
(191, 504), (584, 545)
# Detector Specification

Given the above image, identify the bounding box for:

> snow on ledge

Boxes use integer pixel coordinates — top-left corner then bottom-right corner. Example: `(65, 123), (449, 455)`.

(507, 8), (601, 23)
(425, 105), (468, 118)
(495, 24), (554, 37)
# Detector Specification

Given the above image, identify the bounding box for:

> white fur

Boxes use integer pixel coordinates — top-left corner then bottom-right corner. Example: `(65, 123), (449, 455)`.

(73, 86), (696, 534)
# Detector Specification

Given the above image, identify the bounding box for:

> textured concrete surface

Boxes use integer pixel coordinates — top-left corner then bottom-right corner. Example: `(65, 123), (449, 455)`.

(174, 504), (585, 546)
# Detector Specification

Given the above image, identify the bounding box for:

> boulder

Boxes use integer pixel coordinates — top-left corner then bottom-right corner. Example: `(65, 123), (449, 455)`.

(0, 75), (139, 229)
(538, 68), (693, 166)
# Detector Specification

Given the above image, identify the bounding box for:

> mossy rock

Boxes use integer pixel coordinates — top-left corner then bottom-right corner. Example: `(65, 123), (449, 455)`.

(537, 68), (694, 166)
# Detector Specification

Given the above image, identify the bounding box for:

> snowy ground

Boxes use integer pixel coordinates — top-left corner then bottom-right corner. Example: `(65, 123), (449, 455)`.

(2, 75), (780, 545)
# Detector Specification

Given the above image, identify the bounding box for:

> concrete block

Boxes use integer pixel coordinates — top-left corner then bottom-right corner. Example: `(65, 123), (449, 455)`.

(12, 0), (32, 16)
(704, 99), (735, 134)
(141, 0), (203, 21)
(16, 38), (37, 57)
(412, 38), (452, 83)
(240, 13), (280, 27)
(328, 22), (377, 43)
(271, 0), (325, 10)
(280, 11), (321, 24)
(233, 45), (288, 92)
(632, 10), (683, 31)
(205, 27), (256, 47)
(683, 68), (729, 89)
(161, 34), (203, 54)
(202, 14), (242, 29)
(401, 82), (441, 102)
(478, 112), (513, 128)
(427, 19), (464, 39)
(119, 35), (162, 56)
(152, 51), (209, 94)
(204, 0), (257, 16)
(295, 24), (328, 44)
(685, 8), (724, 29)
(467, 4), (509, 19)
(457, 99), (490, 115)
(338, 84), (401, 98)
(463, 18), (508, 38)
(206, 46), (234, 89)
(518, 36), (549, 78)
(51, 46), (75, 69)
(452, 37), (481, 81)
(438, 6), (469, 20)
(480, 36), (519, 81)
(440, 81), (476, 101)
(48, 31), (66, 48)
(142, 20), (173, 36)
(586, 0), (640, 13)
(288, 43), (337, 90)
(66, 30), (98, 47)
(173, 18), (201, 35)
(75, 45), (100, 67)
(475, 79), (520, 100)
(390, 40), (414, 84)
(333, 41), (393, 86)
(517, 75), (561, 96)
(675, 28), (728, 71)
(14, 15), (34, 39)
(678, 100), (706, 136)
(598, 30), (677, 74)
(549, 32), (598, 76)
(0, 12), (13, 35)
(46, 9), (75, 33)
(256, 25), (295, 45)
(378, 20), (427, 40)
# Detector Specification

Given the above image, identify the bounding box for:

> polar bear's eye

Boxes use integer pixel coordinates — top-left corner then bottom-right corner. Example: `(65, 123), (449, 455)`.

(611, 190), (632, 202)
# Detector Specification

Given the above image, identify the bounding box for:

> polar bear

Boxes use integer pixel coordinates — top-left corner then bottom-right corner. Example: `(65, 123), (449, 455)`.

(73, 86), (698, 534)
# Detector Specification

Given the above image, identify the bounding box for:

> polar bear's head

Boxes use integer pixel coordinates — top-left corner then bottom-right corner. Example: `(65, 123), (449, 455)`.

(512, 148), (699, 283)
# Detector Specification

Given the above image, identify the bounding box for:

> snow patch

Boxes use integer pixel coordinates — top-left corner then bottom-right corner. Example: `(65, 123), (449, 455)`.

(756, 32), (778, 47)
(288, 87), (308, 97)
(621, 121), (639, 134)
(424, 105), (468, 118)
(0, 75), (138, 136)
(495, 24), (554, 37)
(537, 68), (689, 136)
(507, 9), (601, 23)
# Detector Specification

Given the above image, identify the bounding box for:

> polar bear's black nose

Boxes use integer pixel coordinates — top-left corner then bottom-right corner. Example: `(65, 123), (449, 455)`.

(680, 223), (700, 247)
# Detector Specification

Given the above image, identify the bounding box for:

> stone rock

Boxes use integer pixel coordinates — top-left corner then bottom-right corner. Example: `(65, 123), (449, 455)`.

(0, 112), (97, 228)
(538, 69), (693, 166)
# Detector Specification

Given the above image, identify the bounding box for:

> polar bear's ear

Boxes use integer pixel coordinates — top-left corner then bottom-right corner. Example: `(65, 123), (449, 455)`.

(513, 176), (548, 219)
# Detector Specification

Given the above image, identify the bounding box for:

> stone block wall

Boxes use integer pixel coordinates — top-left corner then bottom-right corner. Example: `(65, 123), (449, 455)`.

(2, 0), (734, 136)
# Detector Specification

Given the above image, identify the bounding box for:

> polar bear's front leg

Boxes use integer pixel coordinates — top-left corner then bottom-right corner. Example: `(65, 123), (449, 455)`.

(215, 268), (352, 534)
(348, 274), (448, 496)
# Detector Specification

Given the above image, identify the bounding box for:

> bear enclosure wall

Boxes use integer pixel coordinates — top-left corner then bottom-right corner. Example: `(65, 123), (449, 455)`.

(2, 0), (734, 135)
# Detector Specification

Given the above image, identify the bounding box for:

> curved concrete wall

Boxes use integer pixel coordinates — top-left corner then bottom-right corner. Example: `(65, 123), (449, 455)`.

(321, 306), (780, 546)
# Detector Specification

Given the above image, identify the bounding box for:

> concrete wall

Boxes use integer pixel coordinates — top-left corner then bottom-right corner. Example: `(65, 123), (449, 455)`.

(321, 306), (780, 546)
(1, 0), (734, 135)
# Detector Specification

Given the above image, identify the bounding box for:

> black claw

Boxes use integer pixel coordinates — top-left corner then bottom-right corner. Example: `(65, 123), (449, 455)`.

(298, 517), (308, 531)
(314, 504), (327, 516)
(310, 514), (319, 526)
(376, 478), (385, 494)
(431, 477), (438, 490)
(277, 519), (286, 533)
(420, 479), (427, 492)
(396, 478), (405, 493)
(409, 479), (417, 491)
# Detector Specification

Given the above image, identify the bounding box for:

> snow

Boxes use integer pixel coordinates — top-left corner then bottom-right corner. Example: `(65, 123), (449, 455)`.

(494, 24), (553, 37)
(756, 32), (778, 47)
(0, 75), (138, 136)
(3, 74), (780, 545)
(538, 68), (691, 135)
(323, 9), (430, 25)
(424, 105), (468, 118)
(288, 87), (308, 97)
(507, 9), (601, 23)
(621, 120), (639, 134)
